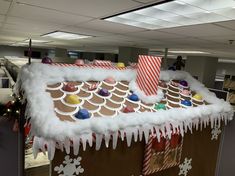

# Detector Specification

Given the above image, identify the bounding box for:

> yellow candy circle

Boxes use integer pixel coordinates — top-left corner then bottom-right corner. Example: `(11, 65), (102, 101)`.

(65, 95), (80, 104)
(193, 94), (202, 101)
(117, 62), (125, 68)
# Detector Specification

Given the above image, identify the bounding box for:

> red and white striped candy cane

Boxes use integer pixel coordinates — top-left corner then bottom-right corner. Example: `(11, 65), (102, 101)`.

(136, 55), (162, 96)
(142, 135), (153, 175)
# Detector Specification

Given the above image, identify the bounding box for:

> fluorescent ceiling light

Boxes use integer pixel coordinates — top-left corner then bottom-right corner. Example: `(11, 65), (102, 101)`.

(24, 39), (51, 43)
(103, 0), (235, 30)
(42, 31), (92, 40)
(174, 1), (186, 5)
(11, 42), (28, 46)
(169, 50), (210, 54)
(218, 58), (235, 63)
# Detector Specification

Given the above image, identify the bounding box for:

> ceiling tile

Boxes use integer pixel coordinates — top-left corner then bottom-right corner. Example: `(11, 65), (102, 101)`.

(10, 3), (93, 25)
(61, 26), (112, 37)
(6, 16), (64, 29)
(0, 14), (5, 22)
(196, 35), (235, 44)
(215, 20), (235, 30)
(76, 19), (145, 34)
(16, 0), (141, 18)
(134, 0), (159, 3)
(0, 0), (10, 15)
(159, 23), (235, 37)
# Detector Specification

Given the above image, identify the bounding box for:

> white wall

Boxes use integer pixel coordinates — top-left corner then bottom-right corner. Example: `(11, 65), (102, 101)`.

(118, 46), (149, 64)
(185, 56), (218, 88)
(217, 63), (235, 76)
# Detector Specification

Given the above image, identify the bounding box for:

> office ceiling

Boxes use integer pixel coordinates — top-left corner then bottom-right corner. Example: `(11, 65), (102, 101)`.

(1, 0), (235, 58)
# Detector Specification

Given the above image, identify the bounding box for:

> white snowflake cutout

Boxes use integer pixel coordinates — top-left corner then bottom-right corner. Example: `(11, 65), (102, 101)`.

(54, 155), (84, 176)
(178, 157), (192, 176)
(211, 126), (221, 140)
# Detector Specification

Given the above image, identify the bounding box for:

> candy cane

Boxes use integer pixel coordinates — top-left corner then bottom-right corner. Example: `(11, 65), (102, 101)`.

(142, 136), (153, 175)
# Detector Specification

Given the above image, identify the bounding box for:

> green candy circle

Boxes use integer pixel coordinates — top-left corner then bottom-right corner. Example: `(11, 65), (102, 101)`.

(154, 103), (166, 110)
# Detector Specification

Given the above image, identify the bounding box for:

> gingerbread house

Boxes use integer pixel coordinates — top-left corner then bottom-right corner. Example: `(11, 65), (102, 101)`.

(15, 56), (233, 176)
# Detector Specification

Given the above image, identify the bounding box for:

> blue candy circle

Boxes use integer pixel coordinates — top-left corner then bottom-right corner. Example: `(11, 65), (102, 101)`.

(181, 100), (192, 106)
(75, 109), (90, 120)
(128, 93), (139, 101)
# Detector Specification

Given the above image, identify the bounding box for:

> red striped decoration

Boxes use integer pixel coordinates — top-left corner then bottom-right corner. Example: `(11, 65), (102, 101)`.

(136, 55), (162, 96)
(93, 60), (112, 67)
(51, 63), (132, 70)
(142, 135), (153, 175)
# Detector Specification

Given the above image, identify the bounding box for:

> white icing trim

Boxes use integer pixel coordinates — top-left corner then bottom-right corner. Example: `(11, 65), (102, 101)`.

(46, 83), (63, 90)
(52, 93), (66, 101)
(129, 80), (164, 104)
(118, 81), (129, 87)
(54, 107), (79, 116)
(166, 92), (180, 99)
(14, 63), (233, 160)
(167, 99), (180, 105)
(60, 88), (80, 95)
(167, 88), (180, 95)
(102, 80), (118, 87)
(113, 86), (129, 93)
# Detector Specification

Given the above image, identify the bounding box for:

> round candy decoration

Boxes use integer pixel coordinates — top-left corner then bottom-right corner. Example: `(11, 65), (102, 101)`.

(123, 106), (135, 113)
(65, 95), (80, 104)
(193, 94), (203, 101)
(88, 83), (98, 91)
(104, 77), (116, 84)
(128, 93), (139, 101)
(154, 103), (166, 110)
(41, 56), (52, 64)
(99, 88), (110, 97)
(74, 59), (84, 66)
(63, 83), (77, 92)
(159, 81), (167, 88)
(117, 62), (125, 68)
(181, 100), (192, 106)
(171, 81), (179, 87)
(179, 80), (188, 87)
(75, 109), (90, 120)
(181, 89), (190, 96)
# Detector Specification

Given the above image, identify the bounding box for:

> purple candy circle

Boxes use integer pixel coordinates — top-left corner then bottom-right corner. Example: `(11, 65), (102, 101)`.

(99, 88), (110, 96)
(179, 80), (188, 87)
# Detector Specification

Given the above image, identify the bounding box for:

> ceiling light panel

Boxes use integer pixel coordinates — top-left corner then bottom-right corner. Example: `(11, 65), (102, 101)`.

(213, 8), (235, 19)
(103, 0), (235, 30)
(134, 7), (178, 19)
(42, 31), (92, 40)
(179, 0), (235, 11)
(188, 12), (230, 23)
(169, 50), (210, 54)
(24, 39), (51, 43)
(153, 1), (207, 16)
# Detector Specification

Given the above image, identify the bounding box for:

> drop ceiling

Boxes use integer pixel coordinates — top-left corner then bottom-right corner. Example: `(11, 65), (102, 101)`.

(0, 0), (235, 58)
